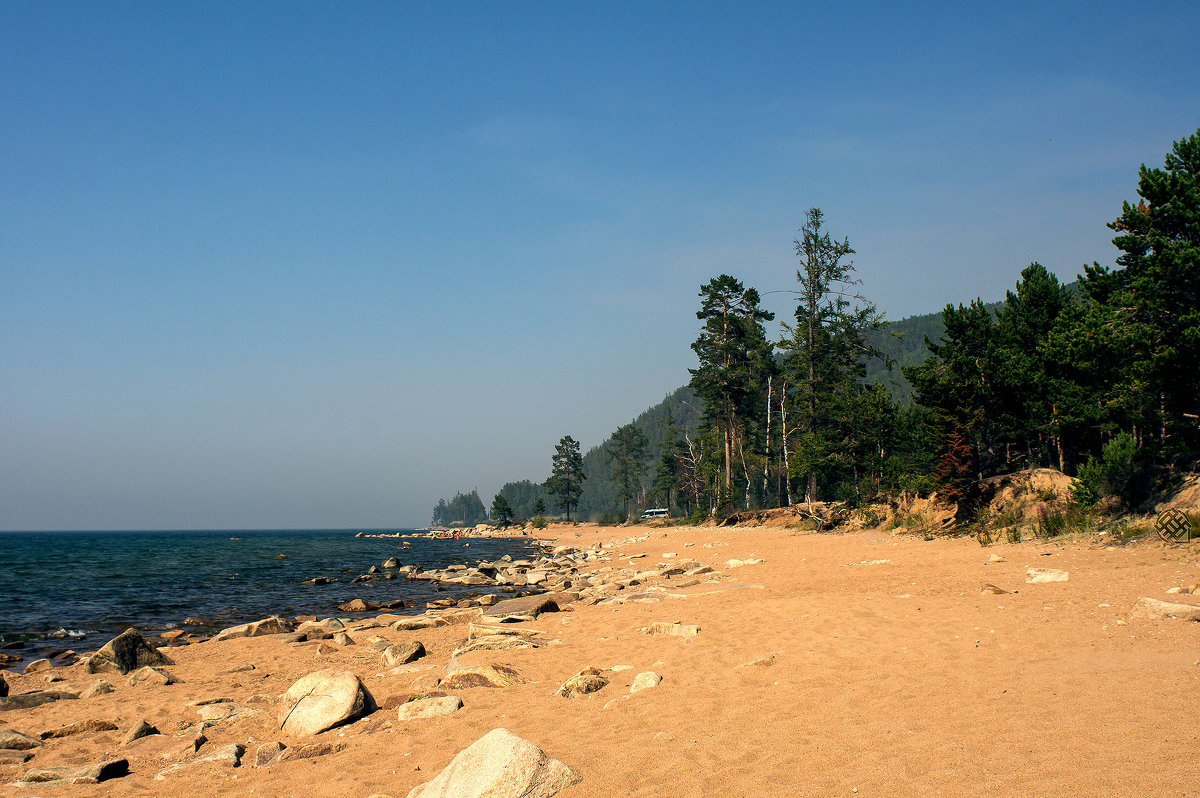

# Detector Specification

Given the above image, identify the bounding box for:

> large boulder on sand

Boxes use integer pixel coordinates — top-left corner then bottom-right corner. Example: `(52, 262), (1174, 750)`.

(211, 616), (293, 643)
(406, 727), (580, 798)
(85, 629), (173, 675)
(1131, 597), (1200, 621)
(278, 669), (375, 736)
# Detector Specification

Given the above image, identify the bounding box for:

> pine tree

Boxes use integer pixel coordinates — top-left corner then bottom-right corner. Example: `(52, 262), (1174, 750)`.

(688, 274), (774, 511)
(490, 493), (514, 526)
(780, 208), (885, 505)
(1081, 129), (1200, 455)
(544, 435), (586, 522)
(607, 422), (649, 519)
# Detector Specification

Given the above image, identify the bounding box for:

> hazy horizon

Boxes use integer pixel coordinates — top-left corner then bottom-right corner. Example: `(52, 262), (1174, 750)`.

(4, 2), (1198, 530)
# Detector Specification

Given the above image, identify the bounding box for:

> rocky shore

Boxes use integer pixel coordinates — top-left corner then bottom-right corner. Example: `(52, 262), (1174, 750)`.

(2, 520), (1199, 796)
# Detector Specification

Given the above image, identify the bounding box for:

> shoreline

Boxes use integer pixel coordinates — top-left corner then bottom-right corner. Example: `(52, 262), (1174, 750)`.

(2, 520), (1198, 795)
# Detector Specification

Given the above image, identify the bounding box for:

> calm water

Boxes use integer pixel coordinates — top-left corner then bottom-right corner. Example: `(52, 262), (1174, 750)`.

(0, 529), (539, 669)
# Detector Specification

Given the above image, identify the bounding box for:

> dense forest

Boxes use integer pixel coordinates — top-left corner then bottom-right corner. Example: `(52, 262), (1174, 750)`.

(434, 130), (1200, 526)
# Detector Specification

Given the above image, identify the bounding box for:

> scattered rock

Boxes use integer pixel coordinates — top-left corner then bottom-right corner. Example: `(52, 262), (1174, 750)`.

(278, 669), (376, 736)
(392, 617), (444, 631)
(0, 674), (6, 697)
(39, 719), (118, 740)
(211, 616), (293, 643)
(127, 666), (179, 687)
(1025, 568), (1069, 584)
(737, 653), (776, 668)
(197, 702), (260, 722)
(219, 663), (256, 675)
(254, 741), (286, 767)
(125, 727), (206, 760)
(0, 729), (42, 750)
(1131, 597), (1200, 622)
(23, 658), (52, 674)
(19, 758), (128, 785)
(557, 667), (609, 698)
(483, 594), (562, 622)
(79, 679), (114, 699)
(122, 720), (159, 745)
(406, 727), (580, 798)
(629, 672), (662, 693)
(333, 632), (355, 646)
(440, 663), (525, 690)
(0, 749), (32, 765)
(155, 743), (243, 779)
(339, 599), (380, 612)
(160, 629), (185, 641)
(303, 577), (331, 585)
(988, 553), (1006, 562)
(85, 628), (174, 675)
(277, 741), (345, 762)
(981, 583), (1012, 595)
(0, 691), (79, 711)
(382, 641), (427, 667)
(383, 557), (400, 568)
(397, 696), (463, 720)
(646, 621), (701, 638)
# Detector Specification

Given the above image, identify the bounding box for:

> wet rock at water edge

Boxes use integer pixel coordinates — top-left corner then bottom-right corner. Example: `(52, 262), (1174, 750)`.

(84, 629), (174, 675)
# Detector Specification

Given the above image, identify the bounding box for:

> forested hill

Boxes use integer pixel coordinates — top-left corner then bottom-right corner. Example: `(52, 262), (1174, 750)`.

(493, 284), (1068, 521)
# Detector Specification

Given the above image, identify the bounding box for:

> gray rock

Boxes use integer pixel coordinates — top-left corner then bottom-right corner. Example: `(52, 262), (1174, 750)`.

(122, 720), (159, 745)
(406, 727), (580, 798)
(82, 679), (115, 697)
(397, 695), (463, 720)
(440, 663), (525, 690)
(381, 641), (426, 666)
(556, 667), (609, 698)
(383, 557), (400, 568)
(1131, 597), (1200, 621)
(39, 718), (118, 739)
(254, 741), (286, 767)
(0, 729), (43, 750)
(1025, 568), (1069, 584)
(646, 621), (701, 638)
(23, 658), (52, 674)
(277, 669), (375, 736)
(277, 741), (344, 762)
(0, 690), (79, 711)
(211, 616), (293, 643)
(86, 628), (174, 675)
(19, 758), (128, 785)
(629, 671), (662, 693)
(127, 666), (179, 687)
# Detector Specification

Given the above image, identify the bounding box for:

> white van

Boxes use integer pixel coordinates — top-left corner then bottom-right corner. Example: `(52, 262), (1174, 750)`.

(640, 508), (669, 520)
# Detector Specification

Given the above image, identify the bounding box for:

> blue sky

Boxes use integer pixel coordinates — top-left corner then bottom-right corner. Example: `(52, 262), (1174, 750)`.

(2, 1), (1197, 529)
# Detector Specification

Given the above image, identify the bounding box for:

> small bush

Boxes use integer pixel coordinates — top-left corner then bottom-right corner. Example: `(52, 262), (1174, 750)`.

(1005, 525), (1022, 544)
(531, 515), (547, 529)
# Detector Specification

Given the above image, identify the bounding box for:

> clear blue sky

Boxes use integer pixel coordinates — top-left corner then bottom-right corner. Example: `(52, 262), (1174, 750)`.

(2, 1), (1197, 529)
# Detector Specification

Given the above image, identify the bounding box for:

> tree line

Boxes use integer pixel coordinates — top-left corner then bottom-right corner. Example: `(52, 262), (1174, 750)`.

(435, 129), (1199, 525)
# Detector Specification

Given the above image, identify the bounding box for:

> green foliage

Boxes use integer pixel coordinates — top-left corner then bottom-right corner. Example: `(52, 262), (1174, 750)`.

(490, 493), (514, 526)
(689, 273), (775, 503)
(544, 435), (586, 522)
(531, 514), (547, 529)
(1035, 501), (1095, 538)
(498, 480), (551, 521)
(607, 422), (649, 517)
(780, 208), (886, 505)
(1073, 432), (1144, 508)
(432, 490), (487, 527)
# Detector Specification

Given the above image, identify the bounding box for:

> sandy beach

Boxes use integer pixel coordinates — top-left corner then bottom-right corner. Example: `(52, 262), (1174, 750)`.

(3, 519), (1199, 797)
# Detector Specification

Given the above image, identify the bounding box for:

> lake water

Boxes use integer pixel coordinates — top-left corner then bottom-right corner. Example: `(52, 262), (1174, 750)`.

(0, 529), (539, 669)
